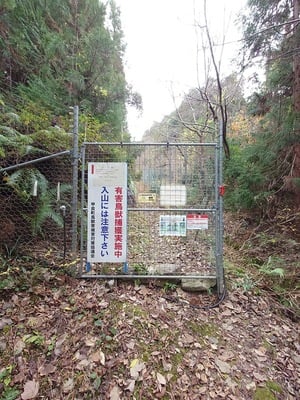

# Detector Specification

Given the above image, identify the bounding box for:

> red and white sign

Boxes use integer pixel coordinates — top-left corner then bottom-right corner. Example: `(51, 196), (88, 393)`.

(186, 214), (208, 230)
(87, 162), (127, 263)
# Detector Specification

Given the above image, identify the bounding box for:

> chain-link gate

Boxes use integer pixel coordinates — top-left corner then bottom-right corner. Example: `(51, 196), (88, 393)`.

(79, 140), (224, 296)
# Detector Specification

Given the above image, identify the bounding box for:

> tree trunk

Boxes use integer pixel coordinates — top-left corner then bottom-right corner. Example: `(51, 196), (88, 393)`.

(290, 0), (300, 208)
(293, 0), (300, 113)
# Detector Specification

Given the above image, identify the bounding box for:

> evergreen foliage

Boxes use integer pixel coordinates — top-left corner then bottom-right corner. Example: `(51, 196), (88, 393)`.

(0, 0), (139, 139)
(224, 0), (300, 211)
(0, 0), (141, 238)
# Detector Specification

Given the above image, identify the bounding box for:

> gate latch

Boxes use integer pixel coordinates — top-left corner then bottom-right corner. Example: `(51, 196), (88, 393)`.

(219, 185), (226, 196)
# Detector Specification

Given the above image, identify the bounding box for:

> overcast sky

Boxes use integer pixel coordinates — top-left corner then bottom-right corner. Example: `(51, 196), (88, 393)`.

(115, 0), (247, 140)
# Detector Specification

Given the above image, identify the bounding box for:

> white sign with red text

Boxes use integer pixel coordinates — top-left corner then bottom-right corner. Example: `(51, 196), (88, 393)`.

(186, 214), (208, 230)
(87, 162), (127, 263)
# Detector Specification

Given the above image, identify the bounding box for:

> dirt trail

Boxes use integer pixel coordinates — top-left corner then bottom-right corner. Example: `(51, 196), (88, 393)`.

(0, 274), (299, 400)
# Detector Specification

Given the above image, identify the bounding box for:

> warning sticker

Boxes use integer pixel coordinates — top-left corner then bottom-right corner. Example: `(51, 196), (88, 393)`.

(186, 214), (208, 230)
(159, 215), (186, 236)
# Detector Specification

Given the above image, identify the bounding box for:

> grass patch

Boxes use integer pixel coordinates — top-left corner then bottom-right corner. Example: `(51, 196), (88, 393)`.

(187, 321), (219, 344)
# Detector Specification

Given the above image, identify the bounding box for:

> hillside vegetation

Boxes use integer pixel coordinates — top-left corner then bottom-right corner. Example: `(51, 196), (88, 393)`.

(0, 1), (299, 398)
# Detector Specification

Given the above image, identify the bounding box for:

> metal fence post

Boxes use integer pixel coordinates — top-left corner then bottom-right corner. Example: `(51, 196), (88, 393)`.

(71, 105), (79, 255)
(216, 121), (225, 297)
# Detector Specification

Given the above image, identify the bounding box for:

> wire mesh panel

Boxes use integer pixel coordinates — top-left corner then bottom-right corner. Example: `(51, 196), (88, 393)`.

(0, 152), (73, 259)
(80, 142), (223, 290)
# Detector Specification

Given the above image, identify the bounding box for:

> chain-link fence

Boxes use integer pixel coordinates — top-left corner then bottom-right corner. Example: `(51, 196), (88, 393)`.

(79, 141), (224, 294)
(0, 129), (225, 294)
(0, 151), (73, 260)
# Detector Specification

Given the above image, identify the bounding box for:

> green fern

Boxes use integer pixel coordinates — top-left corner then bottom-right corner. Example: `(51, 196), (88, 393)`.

(0, 124), (33, 158)
(259, 256), (285, 278)
(31, 201), (63, 235)
(0, 111), (20, 126)
(8, 168), (48, 201)
(21, 144), (48, 157)
(0, 126), (20, 136)
(30, 182), (71, 235)
(7, 168), (71, 235)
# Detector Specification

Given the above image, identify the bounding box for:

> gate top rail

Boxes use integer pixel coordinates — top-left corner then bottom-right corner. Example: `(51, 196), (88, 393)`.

(0, 150), (71, 172)
(82, 141), (218, 147)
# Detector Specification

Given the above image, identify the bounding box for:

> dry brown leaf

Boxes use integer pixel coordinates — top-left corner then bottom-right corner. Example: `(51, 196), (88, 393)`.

(225, 376), (238, 390)
(63, 378), (74, 393)
(139, 286), (151, 296)
(199, 386), (207, 394)
(254, 347), (266, 356)
(99, 300), (109, 308)
(156, 372), (166, 385)
(126, 339), (135, 350)
(151, 350), (161, 356)
(109, 385), (121, 400)
(27, 316), (42, 328)
(21, 379), (39, 399)
(14, 338), (26, 355)
(54, 333), (67, 356)
(162, 360), (172, 371)
(13, 371), (26, 384)
(85, 336), (97, 347)
(215, 358), (231, 374)
(166, 373), (173, 382)
(219, 350), (235, 361)
(253, 372), (267, 381)
(76, 359), (90, 369)
(12, 294), (19, 304)
(89, 349), (105, 365)
(293, 355), (300, 364)
(246, 382), (256, 391)
(0, 240), (298, 400)
(74, 350), (83, 360)
(130, 358), (145, 379)
(38, 363), (57, 376)
(0, 318), (13, 329)
(125, 379), (136, 392)
(181, 333), (194, 344)
(200, 373), (208, 383)
(99, 350), (106, 365)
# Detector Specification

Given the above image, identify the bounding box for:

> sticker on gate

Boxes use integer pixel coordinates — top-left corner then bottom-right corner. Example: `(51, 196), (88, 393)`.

(160, 185), (186, 206)
(159, 215), (186, 236)
(137, 192), (157, 203)
(186, 214), (208, 230)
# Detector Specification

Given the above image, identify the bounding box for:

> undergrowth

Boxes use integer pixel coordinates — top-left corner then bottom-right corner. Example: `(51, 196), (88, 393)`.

(224, 211), (300, 321)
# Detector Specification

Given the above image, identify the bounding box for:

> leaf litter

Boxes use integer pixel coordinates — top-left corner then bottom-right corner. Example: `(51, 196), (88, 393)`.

(0, 272), (299, 399)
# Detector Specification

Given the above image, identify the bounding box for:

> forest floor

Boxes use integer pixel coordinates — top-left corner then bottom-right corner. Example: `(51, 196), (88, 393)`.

(0, 211), (299, 400)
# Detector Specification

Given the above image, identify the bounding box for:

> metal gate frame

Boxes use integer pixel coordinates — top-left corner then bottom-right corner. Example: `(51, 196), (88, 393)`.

(79, 129), (225, 296)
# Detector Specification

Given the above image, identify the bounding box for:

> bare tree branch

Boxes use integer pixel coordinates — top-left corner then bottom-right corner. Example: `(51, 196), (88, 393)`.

(203, 0), (230, 157)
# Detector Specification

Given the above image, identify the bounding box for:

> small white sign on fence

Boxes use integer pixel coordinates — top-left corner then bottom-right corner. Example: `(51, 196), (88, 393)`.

(87, 162), (127, 263)
(186, 214), (208, 230)
(160, 185), (186, 206)
(159, 215), (187, 236)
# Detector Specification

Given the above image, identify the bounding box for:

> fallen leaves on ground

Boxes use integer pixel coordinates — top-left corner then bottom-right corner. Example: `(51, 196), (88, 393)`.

(21, 379), (39, 399)
(0, 274), (299, 399)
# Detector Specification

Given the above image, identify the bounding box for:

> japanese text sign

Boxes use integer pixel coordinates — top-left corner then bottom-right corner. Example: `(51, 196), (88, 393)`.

(87, 162), (127, 262)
